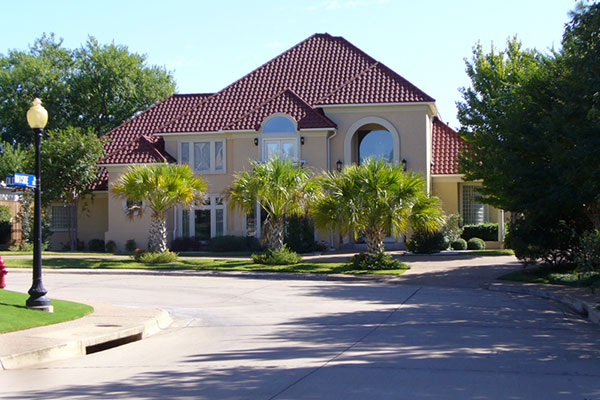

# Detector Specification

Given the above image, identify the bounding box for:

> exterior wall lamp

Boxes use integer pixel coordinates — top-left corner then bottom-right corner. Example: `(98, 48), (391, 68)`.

(336, 159), (343, 172)
(254, 137), (259, 146)
(300, 136), (305, 145)
(402, 158), (407, 172)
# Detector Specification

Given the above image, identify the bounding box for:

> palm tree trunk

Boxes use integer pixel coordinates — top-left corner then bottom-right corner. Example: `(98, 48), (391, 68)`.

(263, 217), (284, 251)
(365, 228), (385, 254)
(148, 210), (167, 253)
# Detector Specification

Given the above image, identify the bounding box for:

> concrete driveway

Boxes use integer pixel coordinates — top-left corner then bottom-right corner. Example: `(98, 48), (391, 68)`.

(1, 255), (599, 399)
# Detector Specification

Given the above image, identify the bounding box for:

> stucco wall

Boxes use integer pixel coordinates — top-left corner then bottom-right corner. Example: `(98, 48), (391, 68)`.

(323, 105), (433, 180)
(432, 181), (459, 215)
(104, 166), (153, 251)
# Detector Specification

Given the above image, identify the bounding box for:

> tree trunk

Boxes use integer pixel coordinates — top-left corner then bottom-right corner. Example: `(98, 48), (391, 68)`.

(365, 228), (385, 254)
(69, 199), (78, 251)
(148, 210), (167, 253)
(263, 217), (284, 251)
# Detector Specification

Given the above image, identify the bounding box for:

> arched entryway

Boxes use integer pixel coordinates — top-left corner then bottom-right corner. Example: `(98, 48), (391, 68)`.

(344, 116), (400, 166)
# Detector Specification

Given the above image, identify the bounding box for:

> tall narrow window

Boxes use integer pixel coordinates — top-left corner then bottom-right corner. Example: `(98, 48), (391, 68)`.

(182, 209), (190, 238)
(215, 141), (224, 171)
(462, 185), (488, 225)
(181, 142), (189, 165)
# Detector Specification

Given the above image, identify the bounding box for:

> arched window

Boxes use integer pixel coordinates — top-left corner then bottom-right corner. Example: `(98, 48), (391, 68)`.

(260, 114), (299, 161)
(358, 128), (393, 164)
(262, 115), (296, 133)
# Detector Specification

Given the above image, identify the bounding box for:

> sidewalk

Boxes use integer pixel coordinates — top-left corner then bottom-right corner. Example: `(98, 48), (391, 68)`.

(0, 302), (171, 370)
(1, 253), (598, 370)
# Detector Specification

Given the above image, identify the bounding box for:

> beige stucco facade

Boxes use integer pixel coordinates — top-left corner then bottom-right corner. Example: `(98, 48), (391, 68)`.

(69, 102), (502, 251)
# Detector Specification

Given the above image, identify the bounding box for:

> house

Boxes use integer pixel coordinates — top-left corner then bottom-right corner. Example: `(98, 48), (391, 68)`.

(49, 33), (504, 251)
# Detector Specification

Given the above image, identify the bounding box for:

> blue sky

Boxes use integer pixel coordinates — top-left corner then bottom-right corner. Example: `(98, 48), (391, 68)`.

(1, 0), (575, 129)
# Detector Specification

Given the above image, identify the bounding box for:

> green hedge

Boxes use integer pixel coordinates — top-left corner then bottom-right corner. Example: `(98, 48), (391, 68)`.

(461, 223), (498, 241)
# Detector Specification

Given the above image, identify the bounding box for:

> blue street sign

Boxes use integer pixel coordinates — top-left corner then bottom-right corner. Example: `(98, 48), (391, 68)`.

(6, 173), (36, 188)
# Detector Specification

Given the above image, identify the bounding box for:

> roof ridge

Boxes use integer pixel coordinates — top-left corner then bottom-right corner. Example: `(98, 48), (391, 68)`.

(222, 88), (292, 130)
(102, 93), (179, 138)
(315, 62), (380, 105)
(157, 34), (333, 133)
(375, 61), (435, 102)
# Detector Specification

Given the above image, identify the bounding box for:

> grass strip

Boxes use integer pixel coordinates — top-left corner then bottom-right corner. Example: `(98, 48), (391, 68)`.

(498, 263), (600, 288)
(3, 257), (410, 275)
(0, 290), (93, 334)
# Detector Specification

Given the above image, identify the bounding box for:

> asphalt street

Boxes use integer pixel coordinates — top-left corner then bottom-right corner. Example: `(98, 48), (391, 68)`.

(1, 262), (600, 399)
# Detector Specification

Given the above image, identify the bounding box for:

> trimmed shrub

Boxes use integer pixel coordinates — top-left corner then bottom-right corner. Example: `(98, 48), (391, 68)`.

(347, 252), (408, 270)
(284, 216), (316, 253)
(208, 235), (262, 252)
(171, 237), (204, 251)
(88, 238), (105, 252)
(134, 250), (178, 264)
(462, 223), (498, 241)
(252, 245), (301, 265)
(575, 230), (600, 274)
(406, 230), (448, 253)
(451, 238), (468, 250)
(467, 237), (486, 250)
(442, 213), (463, 243)
(105, 240), (117, 253)
(125, 239), (137, 253)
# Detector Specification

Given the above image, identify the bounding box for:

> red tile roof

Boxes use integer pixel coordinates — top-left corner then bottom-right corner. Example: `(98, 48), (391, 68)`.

(317, 62), (434, 105)
(95, 93), (212, 188)
(431, 117), (466, 175)
(159, 33), (433, 133)
(95, 33), (446, 190)
(225, 89), (336, 131)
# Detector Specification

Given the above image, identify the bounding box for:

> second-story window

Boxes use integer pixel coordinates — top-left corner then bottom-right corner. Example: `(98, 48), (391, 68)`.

(179, 139), (225, 174)
(260, 115), (299, 162)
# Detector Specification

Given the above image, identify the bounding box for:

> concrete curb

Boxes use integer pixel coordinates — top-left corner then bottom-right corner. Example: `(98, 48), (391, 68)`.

(6, 267), (398, 283)
(487, 283), (600, 326)
(0, 309), (172, 370)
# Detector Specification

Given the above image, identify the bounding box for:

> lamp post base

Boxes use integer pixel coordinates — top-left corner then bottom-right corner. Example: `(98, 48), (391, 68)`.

(26, 304), (54, 313)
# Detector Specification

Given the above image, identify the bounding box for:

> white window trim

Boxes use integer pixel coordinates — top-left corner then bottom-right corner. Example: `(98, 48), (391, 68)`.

(259, 114), (300, 162)
(242, 202), (261, 238)
(178, 139), (226, 174)
(179, 194), (227, 239)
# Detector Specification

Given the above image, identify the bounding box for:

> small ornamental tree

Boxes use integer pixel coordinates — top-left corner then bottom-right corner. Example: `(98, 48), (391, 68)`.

(227, 157), (318, 251)
(312, 158), (445, 255)
(112, 163), (207, 253)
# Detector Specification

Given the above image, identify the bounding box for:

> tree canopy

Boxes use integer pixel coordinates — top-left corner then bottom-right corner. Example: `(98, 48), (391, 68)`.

(0, 34), (176, 144)
(457, 2), (600, 263)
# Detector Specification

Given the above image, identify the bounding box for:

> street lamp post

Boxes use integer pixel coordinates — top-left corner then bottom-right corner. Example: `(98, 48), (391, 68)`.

(25, 98), (52, 312)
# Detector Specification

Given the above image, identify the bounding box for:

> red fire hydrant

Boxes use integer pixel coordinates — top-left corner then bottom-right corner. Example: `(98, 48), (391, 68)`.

(0, 255), (6, 289)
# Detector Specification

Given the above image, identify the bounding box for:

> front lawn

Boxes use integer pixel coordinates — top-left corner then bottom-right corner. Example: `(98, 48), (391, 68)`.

(4, 257), (410, 275)
(0, 290), (93, 334)
(498, 263), (600, 288)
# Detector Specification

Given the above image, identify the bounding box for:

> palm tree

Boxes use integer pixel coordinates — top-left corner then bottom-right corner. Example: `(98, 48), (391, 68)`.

(312, 158), (444, 254)
(112, 163), (207, 253)
(227, 157), (318, 251)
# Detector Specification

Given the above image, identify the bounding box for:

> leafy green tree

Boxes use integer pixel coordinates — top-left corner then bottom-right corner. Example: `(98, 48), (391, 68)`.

(312, 158), (444, 255)
(68, 37), (176, 136)
(112, 164), (207, 253)
(227, 157), (318, 251)
(457, 3), (600, 264)
(40, 127), (106, 250)
(0, 34), (176, 144)
(0, 34), (73, 144)
(0, 127), (105, 250)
